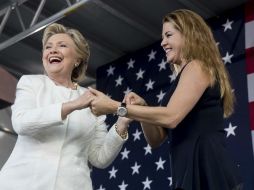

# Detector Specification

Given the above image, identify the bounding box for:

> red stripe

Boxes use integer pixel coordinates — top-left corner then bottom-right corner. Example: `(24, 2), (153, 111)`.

(249, 102), (254, 130)
(245, 1), (254, 138)
(246, 47), (254, 74)
(245, 0), (254, 22)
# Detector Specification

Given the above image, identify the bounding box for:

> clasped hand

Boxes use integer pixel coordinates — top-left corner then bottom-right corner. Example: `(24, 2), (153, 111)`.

(85, 87), (147, 116)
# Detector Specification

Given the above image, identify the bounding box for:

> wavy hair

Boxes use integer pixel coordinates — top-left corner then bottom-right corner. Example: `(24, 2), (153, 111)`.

(163, 9), (235, 117)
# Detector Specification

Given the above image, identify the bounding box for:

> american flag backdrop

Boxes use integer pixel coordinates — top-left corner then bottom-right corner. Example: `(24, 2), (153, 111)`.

(92, 2), (254, 190)
(246, 0), (254, 159)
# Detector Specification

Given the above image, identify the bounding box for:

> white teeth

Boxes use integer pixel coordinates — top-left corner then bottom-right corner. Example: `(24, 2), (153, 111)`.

(49, 56), (62, 63)
(165, 49), (171, 54)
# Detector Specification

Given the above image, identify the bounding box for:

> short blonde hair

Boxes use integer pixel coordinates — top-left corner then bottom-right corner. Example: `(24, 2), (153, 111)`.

(42, 23), (90, 82)
(163, 9), (235, 117)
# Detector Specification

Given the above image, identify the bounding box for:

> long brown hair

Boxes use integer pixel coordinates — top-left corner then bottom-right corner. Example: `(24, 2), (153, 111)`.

(163, 9), (235, 117)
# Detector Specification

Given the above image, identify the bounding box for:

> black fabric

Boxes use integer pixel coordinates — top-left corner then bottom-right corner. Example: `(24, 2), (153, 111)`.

(161, 64), (242, 190)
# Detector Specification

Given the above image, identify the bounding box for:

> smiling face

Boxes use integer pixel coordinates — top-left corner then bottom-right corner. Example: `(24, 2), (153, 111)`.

(161, 22), (184, 65)
(42, 33), (79, 79)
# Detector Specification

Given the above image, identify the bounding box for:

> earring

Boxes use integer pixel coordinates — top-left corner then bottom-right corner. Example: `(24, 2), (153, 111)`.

(75, 63), (79, 67)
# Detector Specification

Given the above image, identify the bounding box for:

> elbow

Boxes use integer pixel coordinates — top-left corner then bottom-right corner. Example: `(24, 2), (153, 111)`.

(145, 134), (166, 149)
(160, 114), (181, 129)
(95, 162), (111, 169)
(12, 114), (33, 136)
(12, 119), (26, 135)
(166, 122), (177, 129)
(91, 159), (113, 169)
(161, 119), (178, 129)
(12, 125), (22, 135)
(89, 153), (118, 169)
(12, 112), (24, 135)
(12, 122), (29, 136)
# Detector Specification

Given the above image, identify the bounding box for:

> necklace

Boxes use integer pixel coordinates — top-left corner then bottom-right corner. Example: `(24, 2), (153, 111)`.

(50, 77), (78, 90)
(73, 82), (78, 90)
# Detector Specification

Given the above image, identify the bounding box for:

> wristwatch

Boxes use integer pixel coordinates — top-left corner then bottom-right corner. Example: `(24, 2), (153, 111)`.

(116, 102), (128, 117)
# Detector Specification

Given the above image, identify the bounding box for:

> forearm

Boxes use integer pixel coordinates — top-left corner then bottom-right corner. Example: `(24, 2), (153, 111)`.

(90, 92), (177, 128)
(61, 100), (79, 119)
(88, 121), (127, 169)
(114, 117), (130, 139)
(141, 122), (167, 148)
(118, 103), (177, 129)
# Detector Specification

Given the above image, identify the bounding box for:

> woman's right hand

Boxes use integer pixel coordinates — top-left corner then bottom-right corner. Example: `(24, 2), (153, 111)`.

(74, 90), (95, 110)
(62, 90), (95, 119)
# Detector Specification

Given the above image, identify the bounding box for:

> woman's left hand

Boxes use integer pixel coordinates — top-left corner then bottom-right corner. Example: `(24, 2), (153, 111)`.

(124, 92), (147, 106)
(88, 87), (119, 116)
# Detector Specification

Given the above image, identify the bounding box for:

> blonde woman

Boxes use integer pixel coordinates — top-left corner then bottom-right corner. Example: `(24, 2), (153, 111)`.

(0, 23), (130, 190)
(88, 9), (243, 190)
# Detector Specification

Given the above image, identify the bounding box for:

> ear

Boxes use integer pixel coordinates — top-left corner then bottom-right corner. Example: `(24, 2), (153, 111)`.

(74, 63), (79, 67)
(75, 58), (83, 67)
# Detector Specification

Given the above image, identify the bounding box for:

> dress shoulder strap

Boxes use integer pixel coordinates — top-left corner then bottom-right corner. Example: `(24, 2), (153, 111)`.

(177, 62), (190, 77)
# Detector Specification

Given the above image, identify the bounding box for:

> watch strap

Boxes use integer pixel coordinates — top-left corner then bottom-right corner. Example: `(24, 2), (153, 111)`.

(121, 102), (126, 108)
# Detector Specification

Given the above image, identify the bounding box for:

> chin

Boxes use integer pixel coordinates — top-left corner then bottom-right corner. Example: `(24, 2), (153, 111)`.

(167, 57), (173, 63)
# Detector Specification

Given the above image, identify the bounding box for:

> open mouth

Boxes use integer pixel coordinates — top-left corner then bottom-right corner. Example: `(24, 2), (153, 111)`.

(165, 48), (172, 54)
(49, 56), (63, 64)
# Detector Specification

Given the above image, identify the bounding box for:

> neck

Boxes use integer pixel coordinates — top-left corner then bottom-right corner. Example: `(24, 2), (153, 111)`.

(48, 75), (77, 89)
(173, 59), (188, 75)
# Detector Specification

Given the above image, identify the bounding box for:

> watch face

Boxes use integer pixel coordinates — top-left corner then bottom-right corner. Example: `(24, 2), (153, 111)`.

(117, 107), (127, 117)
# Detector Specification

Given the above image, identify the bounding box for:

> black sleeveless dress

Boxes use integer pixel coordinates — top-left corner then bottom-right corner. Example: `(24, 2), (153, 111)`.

(161, 64), (243, 190)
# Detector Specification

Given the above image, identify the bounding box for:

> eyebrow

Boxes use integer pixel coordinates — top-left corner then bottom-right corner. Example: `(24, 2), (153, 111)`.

(162, 31), (170, 38)
(45, 41), (67, 45)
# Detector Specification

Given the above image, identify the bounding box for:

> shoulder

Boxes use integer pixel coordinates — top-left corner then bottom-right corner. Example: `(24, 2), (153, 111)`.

(179, 60), (210, 87)
(17, 74), (49, 88)
(183, 60), (209, 79)
(19, 74), (47, 82)
(184, 60), (204, 72)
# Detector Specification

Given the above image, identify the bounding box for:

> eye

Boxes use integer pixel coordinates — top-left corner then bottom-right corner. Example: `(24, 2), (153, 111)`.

(166, 33), (172, 38)
(60, 44), (67, 47)
(44, 46), (51, 50)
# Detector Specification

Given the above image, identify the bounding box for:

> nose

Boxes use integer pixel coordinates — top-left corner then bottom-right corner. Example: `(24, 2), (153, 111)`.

(161, 38), (166, 48)
(49, 46), (58, 54)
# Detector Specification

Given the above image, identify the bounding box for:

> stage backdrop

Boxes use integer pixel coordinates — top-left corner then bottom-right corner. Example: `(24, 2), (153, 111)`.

(92, 2), (254, 190)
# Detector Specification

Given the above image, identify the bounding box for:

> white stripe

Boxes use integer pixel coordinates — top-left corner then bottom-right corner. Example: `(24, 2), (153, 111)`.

(252, 132), (254, 156)
(245, 20), (254, 49)
(247, 73), (254, 102)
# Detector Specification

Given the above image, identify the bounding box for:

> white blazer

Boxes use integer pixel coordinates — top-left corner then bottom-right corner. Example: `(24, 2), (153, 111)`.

(0, 75), (126, 190)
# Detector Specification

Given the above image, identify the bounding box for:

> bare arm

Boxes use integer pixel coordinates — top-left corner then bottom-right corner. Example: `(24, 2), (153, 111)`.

(141, 122), (167, 148)
(123, 91), (167, 148)
(90, 61), (210, 130)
